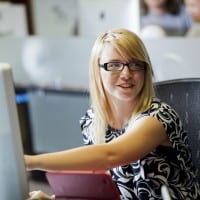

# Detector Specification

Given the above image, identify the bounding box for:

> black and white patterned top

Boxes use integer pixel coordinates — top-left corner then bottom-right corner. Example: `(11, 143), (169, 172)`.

(80, 98), (200, 199)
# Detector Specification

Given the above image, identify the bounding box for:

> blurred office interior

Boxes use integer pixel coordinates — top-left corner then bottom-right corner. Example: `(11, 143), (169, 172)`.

(0, 0), (200, 188)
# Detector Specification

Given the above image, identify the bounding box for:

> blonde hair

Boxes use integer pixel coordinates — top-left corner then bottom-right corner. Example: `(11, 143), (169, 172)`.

(89, 28), (155, 144)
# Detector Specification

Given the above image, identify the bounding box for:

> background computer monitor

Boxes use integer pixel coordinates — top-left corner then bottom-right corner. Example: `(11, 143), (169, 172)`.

(28, 89), (89, 153)
(143, 38), (200, 82)
(78, 0), (140, 37)
(0, 63), (29, 199)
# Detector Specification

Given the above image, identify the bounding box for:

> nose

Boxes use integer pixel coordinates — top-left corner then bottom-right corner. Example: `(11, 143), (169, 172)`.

(120, 65), (132, 79)
(121, 65), (131, 73)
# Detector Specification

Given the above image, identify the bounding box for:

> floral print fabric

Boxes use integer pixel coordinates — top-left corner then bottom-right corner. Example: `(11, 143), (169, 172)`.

(80, 98), (200, 199)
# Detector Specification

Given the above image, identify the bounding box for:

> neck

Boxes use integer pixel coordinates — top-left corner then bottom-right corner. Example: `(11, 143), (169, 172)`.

(109, 100), (136, 130)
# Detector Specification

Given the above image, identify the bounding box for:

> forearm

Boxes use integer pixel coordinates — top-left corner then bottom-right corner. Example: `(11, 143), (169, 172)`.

(25, 144), (116, 171)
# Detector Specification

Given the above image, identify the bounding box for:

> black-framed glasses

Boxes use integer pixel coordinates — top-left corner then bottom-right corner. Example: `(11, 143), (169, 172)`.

(99, 60), (146, 72)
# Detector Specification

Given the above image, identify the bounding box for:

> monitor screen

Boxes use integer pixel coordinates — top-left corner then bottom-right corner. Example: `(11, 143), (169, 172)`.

(78, 0), (140, 37)
(0, 63), (29, 199)
(28, 89), (89, 153)
(143, 38), (200, 82)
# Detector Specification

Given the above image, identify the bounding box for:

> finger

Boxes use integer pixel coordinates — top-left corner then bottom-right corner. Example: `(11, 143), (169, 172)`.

(50, 194), (56, 200)
(29, 190), (42, 199)
(29, 190), (55, 200)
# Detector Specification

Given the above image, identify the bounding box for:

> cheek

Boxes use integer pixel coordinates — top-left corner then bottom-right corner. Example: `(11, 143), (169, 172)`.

(135, 71), (145, 82)
(135, 72), (145, 90)
(100, 71), (111, 87)
(103, 77), (114, 87)
(101, 71), (117, 91)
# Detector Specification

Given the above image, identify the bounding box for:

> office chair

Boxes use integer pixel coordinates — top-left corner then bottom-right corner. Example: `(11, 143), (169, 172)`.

(154, 78), (200, 182)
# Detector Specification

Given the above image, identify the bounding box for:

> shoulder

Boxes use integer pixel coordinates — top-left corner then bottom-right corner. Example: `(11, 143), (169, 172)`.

(147, 98), (180, 119)
(135, 98), (181, 128)
(143, 98), (184, 135)
(133, 98), (179, 123)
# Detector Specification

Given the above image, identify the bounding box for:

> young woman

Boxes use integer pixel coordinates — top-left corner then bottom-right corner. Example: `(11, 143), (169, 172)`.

(25, 28), (200, 199)
(140, 0), (191, 36)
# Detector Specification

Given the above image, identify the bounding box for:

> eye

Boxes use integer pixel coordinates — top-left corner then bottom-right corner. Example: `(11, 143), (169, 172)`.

(129, 62), (137, 68)
(129, 61), (146, 70)
(107, 62), (122, 69)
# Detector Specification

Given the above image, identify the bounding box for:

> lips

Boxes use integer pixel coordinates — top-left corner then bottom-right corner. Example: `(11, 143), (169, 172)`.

(118, 83), (134, 88)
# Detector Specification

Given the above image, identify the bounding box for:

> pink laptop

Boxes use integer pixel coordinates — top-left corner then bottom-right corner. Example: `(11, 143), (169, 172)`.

(46, 170), (121, 200)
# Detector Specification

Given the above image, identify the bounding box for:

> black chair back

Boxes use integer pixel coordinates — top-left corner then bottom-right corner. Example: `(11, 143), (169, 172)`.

(155, 78), (200, 182)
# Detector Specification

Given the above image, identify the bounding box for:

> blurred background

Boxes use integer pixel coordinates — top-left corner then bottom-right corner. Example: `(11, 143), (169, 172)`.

(0, 0), (200, 186)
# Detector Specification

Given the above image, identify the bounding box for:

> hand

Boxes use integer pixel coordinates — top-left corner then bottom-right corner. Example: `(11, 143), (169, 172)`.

(29, 190), (55, 200)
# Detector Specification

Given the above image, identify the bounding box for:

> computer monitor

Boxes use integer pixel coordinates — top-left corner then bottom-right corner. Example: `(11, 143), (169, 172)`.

(28, 89), (89, 153)
(0, 63), (29, 199)
(143, 37), (200, 82)
(78, 0), (140, 37)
